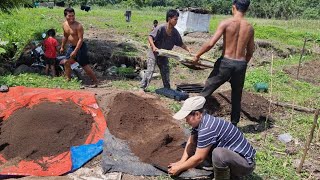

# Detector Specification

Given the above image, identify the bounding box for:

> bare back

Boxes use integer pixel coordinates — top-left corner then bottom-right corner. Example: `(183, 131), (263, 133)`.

(222, 18), (254, 61)
(62, 21), (83, 46)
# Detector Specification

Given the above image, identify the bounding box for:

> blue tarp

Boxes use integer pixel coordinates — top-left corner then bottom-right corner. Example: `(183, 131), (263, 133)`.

(71, 140), (104, 170)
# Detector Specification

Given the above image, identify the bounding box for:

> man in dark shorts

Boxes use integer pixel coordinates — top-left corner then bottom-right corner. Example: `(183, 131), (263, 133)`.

(193, 0), (255, 127)
(60, 7), (98, 87)
(140, 9), (191, 91)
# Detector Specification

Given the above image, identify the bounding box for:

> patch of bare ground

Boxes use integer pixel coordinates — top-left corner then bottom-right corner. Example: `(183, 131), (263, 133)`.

(284, 59), (320, 86)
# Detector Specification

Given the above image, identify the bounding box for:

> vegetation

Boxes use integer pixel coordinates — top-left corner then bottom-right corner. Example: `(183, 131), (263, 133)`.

(0, 73), (81, 89)
(0, 5), (319, 179)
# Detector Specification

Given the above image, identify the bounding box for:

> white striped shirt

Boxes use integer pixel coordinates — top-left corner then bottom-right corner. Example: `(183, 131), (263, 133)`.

(192, 113), (256, 163)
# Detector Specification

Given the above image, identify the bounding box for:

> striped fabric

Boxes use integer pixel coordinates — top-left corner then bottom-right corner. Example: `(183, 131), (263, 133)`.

(192, 113), (256, 163)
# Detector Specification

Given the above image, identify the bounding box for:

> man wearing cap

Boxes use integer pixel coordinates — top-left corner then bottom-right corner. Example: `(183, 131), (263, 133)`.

(168, 96), (256, 179)
(193, 0), (254, 127)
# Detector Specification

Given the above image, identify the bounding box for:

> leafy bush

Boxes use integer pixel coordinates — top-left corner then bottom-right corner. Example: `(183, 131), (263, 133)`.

(117, 67), (135, 76)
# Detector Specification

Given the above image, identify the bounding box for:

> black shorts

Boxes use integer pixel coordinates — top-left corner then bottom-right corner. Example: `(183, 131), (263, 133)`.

(44, 56), (56, 66)
(65, 42), (90, 67)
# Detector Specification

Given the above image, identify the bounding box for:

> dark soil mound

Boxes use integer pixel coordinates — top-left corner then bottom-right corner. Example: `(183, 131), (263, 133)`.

(284, 59), (320, 86)
(205, 90), (280, 122)
(0, 102), (94, 161)
(107, 92), (186, 167)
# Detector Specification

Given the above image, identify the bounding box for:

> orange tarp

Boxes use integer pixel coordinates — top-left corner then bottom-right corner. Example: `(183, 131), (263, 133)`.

(0, 86), (106, 176)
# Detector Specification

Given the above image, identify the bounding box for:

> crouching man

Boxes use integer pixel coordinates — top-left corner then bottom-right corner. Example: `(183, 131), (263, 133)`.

(168, 96), (256, 179)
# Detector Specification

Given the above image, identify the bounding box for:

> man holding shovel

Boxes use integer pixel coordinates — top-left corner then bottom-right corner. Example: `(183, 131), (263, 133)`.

(193, 0), (254, 127)
(140, 9), (191, 91)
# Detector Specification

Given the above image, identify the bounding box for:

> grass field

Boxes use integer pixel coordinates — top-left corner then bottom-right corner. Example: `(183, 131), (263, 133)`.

(0, 6), (320, 179)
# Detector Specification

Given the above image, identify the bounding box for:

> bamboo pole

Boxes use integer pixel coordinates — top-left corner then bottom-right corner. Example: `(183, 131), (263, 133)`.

(264, 52), (274, 143)
(270, 100), (316, 113)
(296, 38), (307, 80)
(297, 110), (319, 173)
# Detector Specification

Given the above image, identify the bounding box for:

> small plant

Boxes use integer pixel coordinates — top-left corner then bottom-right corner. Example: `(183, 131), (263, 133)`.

(169, 102), (182, 113)
(117, 67), (135, 76)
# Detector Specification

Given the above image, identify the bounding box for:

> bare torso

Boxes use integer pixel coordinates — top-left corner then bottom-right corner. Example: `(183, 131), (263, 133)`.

(62, 21), (82, 46)
(222, 17), (254, 61)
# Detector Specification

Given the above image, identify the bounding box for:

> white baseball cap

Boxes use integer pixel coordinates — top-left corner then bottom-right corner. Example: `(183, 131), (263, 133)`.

(173, 96), (206, 120)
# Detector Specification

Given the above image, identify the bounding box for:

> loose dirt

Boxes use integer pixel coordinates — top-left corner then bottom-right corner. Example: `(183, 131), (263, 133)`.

(106, 92), (186, 167)
(284, 59), (320, 86)
(0, 101), (94, 162)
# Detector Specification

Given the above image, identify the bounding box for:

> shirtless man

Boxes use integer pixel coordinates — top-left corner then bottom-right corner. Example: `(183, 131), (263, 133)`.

(60, 7), (98, 86)
(194, 0), (254, 127)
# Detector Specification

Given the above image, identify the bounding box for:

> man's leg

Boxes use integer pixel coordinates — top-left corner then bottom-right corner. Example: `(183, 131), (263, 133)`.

(140, 57), (156, 90)
(212, 147), (254, 178)
(50, 65), (56, 77)
(82, 64), (98, 85)
(200, 58), (233, 98)
(64, 59), (76, 81)
(156, 57), (170, 89)
(45, 65), (50, 76)
(230, 62), (247, 126)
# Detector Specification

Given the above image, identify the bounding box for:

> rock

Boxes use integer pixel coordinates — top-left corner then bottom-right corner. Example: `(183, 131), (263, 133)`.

(278, 133), (292, 143)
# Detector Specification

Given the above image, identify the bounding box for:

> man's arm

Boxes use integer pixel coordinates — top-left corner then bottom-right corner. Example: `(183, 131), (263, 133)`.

(148, 35), (158, 52)
(245, 28), (255, 62)
(193, 21), (227, 62)
(73, 24), (84, 55)
(60, 24), (68, 54)
(168, 145), (212, 176)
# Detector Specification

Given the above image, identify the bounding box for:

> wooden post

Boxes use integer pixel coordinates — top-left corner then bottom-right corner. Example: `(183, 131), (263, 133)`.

(296, 38), (307, 80)
(297, 109), (319, 173)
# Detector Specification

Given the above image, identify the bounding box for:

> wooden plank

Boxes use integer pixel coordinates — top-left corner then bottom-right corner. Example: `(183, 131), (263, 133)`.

(157, 49), (215, 70)
(270, 100), (316, 113)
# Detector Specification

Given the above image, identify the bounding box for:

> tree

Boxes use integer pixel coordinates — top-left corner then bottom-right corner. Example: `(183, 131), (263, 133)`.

(0, 0), (28, 13)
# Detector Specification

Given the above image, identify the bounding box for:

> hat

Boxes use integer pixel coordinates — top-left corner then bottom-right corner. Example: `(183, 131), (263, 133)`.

(173, 96), (206, 120)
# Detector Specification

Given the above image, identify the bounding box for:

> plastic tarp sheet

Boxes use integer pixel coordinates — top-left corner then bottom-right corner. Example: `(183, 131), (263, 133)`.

(102, 129), (212, 178)
(0, 86), (106, 176)
(176, 11), (211, 36)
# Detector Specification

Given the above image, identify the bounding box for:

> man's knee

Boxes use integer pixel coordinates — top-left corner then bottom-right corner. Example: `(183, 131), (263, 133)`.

(212, 148), (229, 167)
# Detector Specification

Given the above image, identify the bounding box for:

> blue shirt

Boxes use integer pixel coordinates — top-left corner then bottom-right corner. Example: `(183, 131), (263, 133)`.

(192, 113), (256, 163)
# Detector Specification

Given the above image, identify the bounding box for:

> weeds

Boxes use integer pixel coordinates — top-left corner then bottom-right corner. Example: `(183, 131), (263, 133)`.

(0, 73), (80, 89)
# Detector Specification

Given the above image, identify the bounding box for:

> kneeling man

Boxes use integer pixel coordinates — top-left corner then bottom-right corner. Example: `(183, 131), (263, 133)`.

(168, 96), (256, 179)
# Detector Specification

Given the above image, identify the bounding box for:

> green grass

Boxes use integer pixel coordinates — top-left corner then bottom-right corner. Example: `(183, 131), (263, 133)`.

(1, 7), (319, 59)
(0, 7), (62, 58)
(244, 54), (320, 108)
(110, 80), (137, 90)
(0, 6), (320, 179)
(0, 73), (80, 89)
(209, 15), (320, 48)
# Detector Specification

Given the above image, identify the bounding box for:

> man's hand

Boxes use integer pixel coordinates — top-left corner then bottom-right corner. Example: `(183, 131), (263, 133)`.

(59, 47), (64, 54)
(186, 48), (192, 55)
(152, 46), (158, 53)
(168, 164), (182, 176)
(193, 55), (200, 64)
(70, 50), (77, 59)
(168, 160), (183, 168)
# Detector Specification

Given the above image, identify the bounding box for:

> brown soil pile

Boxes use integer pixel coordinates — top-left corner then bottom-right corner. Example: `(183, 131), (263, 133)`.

(284, 59), (320, 86)
(106, 92), (186, 167)
(0, 102), (94, 161)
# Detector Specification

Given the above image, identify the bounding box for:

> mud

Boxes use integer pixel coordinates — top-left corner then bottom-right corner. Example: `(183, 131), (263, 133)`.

(0, 102), (94, 161)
